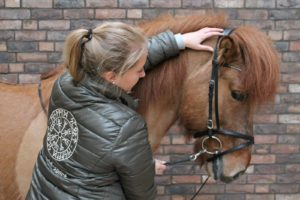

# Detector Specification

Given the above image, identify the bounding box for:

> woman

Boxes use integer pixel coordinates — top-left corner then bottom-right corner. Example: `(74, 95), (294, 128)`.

(26, 22), (223, 199)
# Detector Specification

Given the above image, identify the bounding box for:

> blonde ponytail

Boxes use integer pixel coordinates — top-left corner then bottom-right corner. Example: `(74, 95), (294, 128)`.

(62, 22), (147, 83)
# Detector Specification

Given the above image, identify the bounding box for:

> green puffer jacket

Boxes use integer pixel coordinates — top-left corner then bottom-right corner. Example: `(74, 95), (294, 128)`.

(26, 30), (181, 200)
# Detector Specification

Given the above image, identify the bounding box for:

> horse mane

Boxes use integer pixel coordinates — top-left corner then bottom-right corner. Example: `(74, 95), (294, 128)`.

(231, 26), (280, 106)
(134, 14), (229, 112)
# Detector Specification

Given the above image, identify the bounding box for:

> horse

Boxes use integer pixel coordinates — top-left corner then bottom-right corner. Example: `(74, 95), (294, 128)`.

(0, 14), (280, 199)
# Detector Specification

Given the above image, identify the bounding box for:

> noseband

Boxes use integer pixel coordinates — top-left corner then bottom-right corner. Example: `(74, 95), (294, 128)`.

(193, 28), (254, 162)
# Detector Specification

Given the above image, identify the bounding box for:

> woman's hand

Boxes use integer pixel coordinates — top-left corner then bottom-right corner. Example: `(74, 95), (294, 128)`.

(182, 27), (224, 52)
(155, 159), (167, 175)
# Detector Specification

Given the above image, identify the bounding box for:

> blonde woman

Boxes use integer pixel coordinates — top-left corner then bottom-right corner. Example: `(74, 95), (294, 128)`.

(26, 22), (223, 200)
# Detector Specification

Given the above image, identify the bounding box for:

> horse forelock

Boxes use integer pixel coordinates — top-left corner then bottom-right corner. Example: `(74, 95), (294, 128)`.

(232, 26), (280, 107)
(134, 14), (230, 113)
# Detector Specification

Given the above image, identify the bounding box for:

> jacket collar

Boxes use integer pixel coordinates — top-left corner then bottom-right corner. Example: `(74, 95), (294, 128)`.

(78, 73), (139, 110)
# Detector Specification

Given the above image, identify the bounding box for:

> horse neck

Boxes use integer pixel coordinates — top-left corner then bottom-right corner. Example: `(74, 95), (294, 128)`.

(142, 50), (213, 151)
(145, 100), (180, 151)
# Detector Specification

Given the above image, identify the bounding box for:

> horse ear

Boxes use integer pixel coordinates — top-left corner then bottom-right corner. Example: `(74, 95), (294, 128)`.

(218, 37), (238, 62)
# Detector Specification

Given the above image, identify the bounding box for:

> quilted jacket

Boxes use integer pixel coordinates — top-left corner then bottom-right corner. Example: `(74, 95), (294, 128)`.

(26, 30), (180, 200)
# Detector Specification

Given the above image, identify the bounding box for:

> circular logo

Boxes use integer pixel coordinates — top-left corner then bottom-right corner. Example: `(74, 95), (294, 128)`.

(46, 108), (78, 161)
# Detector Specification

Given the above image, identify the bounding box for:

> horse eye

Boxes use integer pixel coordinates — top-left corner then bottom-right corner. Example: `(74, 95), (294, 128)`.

(231, 90), (247, 102)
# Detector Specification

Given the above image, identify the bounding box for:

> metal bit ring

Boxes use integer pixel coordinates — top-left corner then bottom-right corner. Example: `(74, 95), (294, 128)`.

(201, 136), (223, 155)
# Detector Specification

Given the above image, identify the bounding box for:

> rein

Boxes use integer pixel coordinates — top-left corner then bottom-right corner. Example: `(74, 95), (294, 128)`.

(165, 28), (254, 199)
(38, 79), (48, 115)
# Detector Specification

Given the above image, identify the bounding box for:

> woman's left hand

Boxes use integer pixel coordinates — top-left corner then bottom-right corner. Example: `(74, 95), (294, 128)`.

(182, 27), (224, 52)
(155, 159), (167, 175)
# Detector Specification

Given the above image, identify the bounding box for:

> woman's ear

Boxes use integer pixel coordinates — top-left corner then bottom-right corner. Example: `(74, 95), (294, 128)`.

(101, 71), (117, 84)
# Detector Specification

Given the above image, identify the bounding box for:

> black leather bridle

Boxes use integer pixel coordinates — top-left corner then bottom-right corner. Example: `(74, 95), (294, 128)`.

(193, 28), (254, 162)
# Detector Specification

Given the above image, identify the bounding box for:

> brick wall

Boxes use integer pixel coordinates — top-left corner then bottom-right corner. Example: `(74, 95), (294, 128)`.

(1, 0), (300, 199)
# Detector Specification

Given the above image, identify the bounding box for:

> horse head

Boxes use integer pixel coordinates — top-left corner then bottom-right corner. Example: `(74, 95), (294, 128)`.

(134, 14), (280, 183)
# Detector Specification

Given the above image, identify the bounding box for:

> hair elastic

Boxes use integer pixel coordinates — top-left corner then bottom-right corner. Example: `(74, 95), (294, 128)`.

(86, 29), (93, 41)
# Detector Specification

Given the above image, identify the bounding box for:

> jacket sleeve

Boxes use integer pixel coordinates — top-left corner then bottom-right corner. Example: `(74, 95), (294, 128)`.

(144, 30), (181, 71)
(112, 115), (156, 200)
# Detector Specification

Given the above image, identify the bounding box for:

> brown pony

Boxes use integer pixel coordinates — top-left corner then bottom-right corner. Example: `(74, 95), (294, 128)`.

(0, 14), (280, 200)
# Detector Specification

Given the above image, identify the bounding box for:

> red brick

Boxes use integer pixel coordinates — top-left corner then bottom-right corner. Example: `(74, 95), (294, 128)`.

(39, 20), (70, 30)
(279, 114), (300, 124)
(155, 175), (171, 185)
(172, 175), (201, 184)
(247, 175), (276, 184)
(5, 0), (20, 7)
(271, 144), (299, 153)
(156, 185), (164, 195)
(171, 195), (184, 200)
(200, 185), (225, 193)
(290, 41), (300, 51)
(0, 41), (6, 51)
(246, 0), (275, 8)
(278, 83), (288, 93)
(268, 30), (283, 40)
(188, 195), (214, 200)
(270, 184), (298, 193)
(0, 63), (8, 73)
(164, 145), (193, 154)
(151, 0), (181, 8)
(17, 53), (47, 62)
(276, 194), (300, 200)
(0, 20), (21, 29)
(127, 9), (142, 19)
(19, 73), (40, 84)
(0, 73), (18, 84)
(255, 135), (277, 144)
(9, 63), (24, 72)
(86, 0), (117, 7)
(276, 20), (300, 29)
(238, 10), (268, 20)
(0, 9), (30, 19)
(251, 155), (276, 164)
(287, 124), (300, 134)
(159, 136), (171, 145)
(54, 42), (64, 51)
(254, 144), (270, 154)
(253, 114), (277, 123)
(23, 0), (52, 8)
(15, 31), (46, 41)
(255, 165), (285, 174)
(39, 42), (54, 51)
(277, 0), (300, 8)
(215, 0), (244, 8)
(246, 194), (274, 200)
(277, 174), (300, 183)
(226, 184), (254, 193)
(119, 0), (148, 8)
(288, 105), (300, 113)
(284, 30), (300, 40)
(255, 184), (269, 193)
(95, 9), (126, 19)
(182, 0), (213, 8)
(286, 164), (300, 173)
(64, 9), (94, 19)
(171, 135), (190, 145)
(23, 20), (38, 30)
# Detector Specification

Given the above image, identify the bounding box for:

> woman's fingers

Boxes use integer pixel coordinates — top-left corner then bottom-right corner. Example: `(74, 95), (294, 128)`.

(182, 27), (224, 51)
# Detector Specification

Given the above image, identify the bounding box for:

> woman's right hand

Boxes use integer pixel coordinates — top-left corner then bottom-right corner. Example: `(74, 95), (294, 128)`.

(182, 27), (224, 52)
